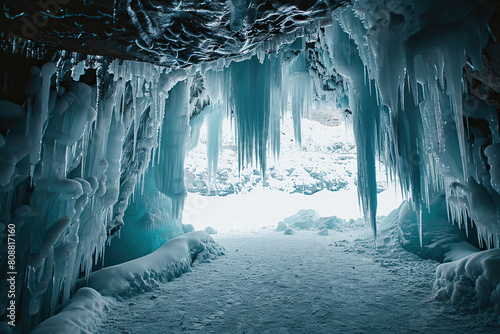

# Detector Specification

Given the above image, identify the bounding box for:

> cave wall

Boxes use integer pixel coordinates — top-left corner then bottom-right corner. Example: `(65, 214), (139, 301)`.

(0, 0), (500, 331)
(0, 56), (191, 331)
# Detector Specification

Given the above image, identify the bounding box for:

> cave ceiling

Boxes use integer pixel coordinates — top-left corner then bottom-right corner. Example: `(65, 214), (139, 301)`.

(1, 0), (347, 66)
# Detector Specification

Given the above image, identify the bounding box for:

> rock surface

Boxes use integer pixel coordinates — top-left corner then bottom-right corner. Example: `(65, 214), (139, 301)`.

(1, 0), (347, 66)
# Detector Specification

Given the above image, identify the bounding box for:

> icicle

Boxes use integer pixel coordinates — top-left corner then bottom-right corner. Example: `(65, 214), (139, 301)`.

(269, 53), (283, 160)
(30, 63), (56, 165)
(229, 56), (271, 173)
(287, 38), (311, 147)
(155, 80), (189, 219)
(206, 103), (223, 189)
(417, 204), (423, 247)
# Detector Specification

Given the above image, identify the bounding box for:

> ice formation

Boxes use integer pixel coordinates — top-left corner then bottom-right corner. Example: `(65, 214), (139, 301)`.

(0, 0), (500, 330)
(435, 248), (500, 308)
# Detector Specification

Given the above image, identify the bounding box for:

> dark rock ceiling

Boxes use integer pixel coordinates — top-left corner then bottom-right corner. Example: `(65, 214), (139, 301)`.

(1, 0), (347, 66)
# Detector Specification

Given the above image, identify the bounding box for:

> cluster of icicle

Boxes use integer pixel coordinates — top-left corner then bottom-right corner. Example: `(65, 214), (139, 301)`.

(0, 27), (319, 329)
(0, 54), (196, 330)
(318, 0), (499, 248)
(196, 0), (500, 250)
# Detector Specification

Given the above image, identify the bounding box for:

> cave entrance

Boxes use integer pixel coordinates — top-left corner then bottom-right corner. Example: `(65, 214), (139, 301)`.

(183, 113), (402, 234)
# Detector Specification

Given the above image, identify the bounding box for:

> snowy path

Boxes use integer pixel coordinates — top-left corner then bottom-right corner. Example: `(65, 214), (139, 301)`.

(98, 227), (497, 333)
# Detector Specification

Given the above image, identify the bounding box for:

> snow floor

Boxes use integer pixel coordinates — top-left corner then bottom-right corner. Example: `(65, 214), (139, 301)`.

(98, 223), (499, 333)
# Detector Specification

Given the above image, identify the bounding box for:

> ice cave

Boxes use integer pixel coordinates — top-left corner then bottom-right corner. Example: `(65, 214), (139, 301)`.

(1, 0), (500, 333)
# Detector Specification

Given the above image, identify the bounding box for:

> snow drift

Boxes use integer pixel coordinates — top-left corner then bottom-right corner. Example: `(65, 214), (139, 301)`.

(435, 249), (500, 309)
(80, 231), (225, 298)
(32, 231), (224, 334)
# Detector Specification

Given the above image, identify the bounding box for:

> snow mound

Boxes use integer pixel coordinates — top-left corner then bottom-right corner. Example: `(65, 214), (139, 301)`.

(278, 209), (348, 232)
(276, 221), (288, 232)
(284, 209), (321, 230)
(78, 231), (225, 298)
(32, 288), (112, 334)
(435, 249), (500, 309)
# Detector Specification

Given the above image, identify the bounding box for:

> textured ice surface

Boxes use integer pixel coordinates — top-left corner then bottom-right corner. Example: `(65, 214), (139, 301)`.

(435, 248), (500, 309)
(1, 1), (347, 66)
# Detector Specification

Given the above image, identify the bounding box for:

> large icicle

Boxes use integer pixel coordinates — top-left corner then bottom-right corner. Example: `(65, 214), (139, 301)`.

(229, 56), (271, 173)
(155, 80), (189, 218)
(206, 102), (223, 189)
(323, 21), (380, 238)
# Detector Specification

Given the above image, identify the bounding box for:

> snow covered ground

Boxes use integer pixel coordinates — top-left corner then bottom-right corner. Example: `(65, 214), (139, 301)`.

(97, 219), (500, 333)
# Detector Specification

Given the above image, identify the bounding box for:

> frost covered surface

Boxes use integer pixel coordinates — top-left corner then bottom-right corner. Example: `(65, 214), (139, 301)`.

(98, 216), (499, 333)
(1, 0), (347, 65)
(32, 232), (224, 334)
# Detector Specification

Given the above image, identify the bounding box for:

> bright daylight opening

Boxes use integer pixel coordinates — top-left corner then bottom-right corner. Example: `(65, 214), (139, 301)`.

(183, 114), (402, 234)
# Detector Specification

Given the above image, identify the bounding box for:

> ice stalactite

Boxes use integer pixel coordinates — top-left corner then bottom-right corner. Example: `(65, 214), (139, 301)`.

(269, 53), (287, 161)
(229, 56), (272, 173)
(206, 102), (223, 189)
(315, 0), (498, 246)
(155, 80), (190, 219)
(320, 21), (380, 238)
(287, 38), (313, 147)
(198, 42), (311, 179)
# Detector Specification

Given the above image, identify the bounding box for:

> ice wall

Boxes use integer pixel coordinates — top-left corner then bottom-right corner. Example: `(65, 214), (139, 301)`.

(0, 57), (193, 331)
(104, 168), (183, 267)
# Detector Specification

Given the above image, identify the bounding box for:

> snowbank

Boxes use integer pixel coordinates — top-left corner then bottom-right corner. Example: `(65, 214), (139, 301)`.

(435, 249), (500, 308)
(380, 201), (499, 310)
(80, 231), (225, 297)
(32, 288), (111, 334)
(33, 232), (224, 333)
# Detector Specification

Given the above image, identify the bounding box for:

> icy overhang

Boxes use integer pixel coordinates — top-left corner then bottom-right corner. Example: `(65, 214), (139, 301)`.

(1, 0), (346, 66)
